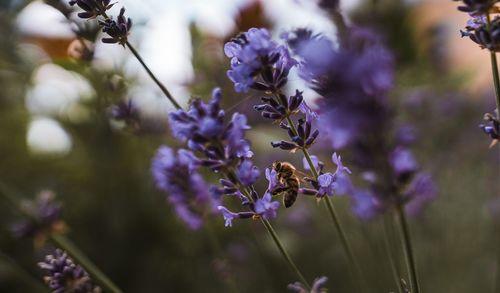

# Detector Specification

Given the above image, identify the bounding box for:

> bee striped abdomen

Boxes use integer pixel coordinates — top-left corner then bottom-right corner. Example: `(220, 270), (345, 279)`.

(283, 177), (299, 208)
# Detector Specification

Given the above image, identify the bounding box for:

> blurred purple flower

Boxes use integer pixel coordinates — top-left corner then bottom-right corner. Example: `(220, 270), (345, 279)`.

(69, 0), (114, 19)
(151, 146), (216, 230)
(38, 249), (99, 293)
(351, 189), (381, 220)
(404, 173), (437, 216)
(100, 7), (132, 46)
(389, 147), (418, 178)
(11, 191), (64, 240)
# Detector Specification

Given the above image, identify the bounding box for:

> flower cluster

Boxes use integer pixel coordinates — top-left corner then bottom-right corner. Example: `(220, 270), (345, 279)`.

(70, 0), (132, 46)
(38, 249), (100, 293)
(69, 0), (114, 19)
(152, 88), (282, 227)
(460, 15), (500, 52)
(99, 8), (132, 46)
(10, 191), (65, 241)
(224, 28), (296, 93)
(151, 146), (217, 230)
(283, 28), (436, 219)
(288, 276), (328, 293)
(454, 0), (499, 15)
(224, 28), (352, 204)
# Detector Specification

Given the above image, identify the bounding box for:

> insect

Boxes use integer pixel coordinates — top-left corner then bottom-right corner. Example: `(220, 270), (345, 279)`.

(271, 161), (301, 208)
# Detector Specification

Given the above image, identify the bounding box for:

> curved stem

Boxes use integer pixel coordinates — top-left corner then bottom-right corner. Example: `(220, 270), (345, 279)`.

(382, 217), (403, 293)
(261, 218), (311, 289)
(486, 14), (500, 114)
(49, 234), (123, 293)
(223, 168), (311, 290)
(284, 116), (361, 276)
(396, 206), (419, 293)
(125, 41), (182, 109)
(485, 14), (500, 293)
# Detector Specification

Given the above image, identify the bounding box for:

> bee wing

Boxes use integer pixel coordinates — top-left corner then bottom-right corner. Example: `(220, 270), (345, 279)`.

(294, 169), (312, 183)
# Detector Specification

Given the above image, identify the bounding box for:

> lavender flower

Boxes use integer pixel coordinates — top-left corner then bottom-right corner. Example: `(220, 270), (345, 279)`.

(69, 0), (114, 19)
(99, 8), (132, 46)
(254, 193), (280, 219)
(109, 99), (139, 127)
(403, 173), (437, 216)
(480, 111), (500, 141)
(454, 0), (498, 15)
(224, 28), (297, 93)
(11, 191), (65, 240)
(38, 249), (100, 293)
(288, 276), (328, 293)
(284, 28), (393, 150)
(461, 15), (500, 51)
(236, 160), (260, 186)
(151, 146), (216, 230)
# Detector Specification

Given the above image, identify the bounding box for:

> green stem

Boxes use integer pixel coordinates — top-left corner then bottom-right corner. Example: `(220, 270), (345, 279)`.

(99, 11), (182, 110)
(485, 14), (500, 293)
(487, 14), (500, 115)
(396, 206), (419, 293)
(284, 116), (361, 275)
(382, 217), (403, 293)
(125, 41), (182, 109)
(225, 168), (310, 290)
(49, 234), (123, 293)
(261, 218), (311, 289)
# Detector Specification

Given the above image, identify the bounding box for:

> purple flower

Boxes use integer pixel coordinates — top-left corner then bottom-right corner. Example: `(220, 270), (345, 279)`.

(69, 0), (114, 19)
(302, 155), (322, 172)
(217, 206), (254, 227)
(254, 193), (280, 219)
(151, 146), (215, 230)
(11, 191), (64, 239)
(285, 28), (393, 150)
(389, 147), (418, 178)
(218, 206), (239, 227)
(100, 7), (132, 46)
(404, 173), (437, 216)
(454, 0), (497, 15)
(265, 168), (281, 191)
(288, 276), (328, 293)
(38, 249), (99, 293)
(169, 88), (225, 144)
(226, 113), (253, 159)
(351, 189), (381, 220)
(225, 28), (297, 92)
(236, 160), (260, 186)
(461, 15), (500, 52)
(110, 99), (138, 121)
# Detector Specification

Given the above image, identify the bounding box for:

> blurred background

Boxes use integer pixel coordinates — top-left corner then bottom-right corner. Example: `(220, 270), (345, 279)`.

(0, 0), (498, 292)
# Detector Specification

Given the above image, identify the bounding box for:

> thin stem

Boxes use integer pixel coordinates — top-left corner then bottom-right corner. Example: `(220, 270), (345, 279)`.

(49, 234), (123, 293)
(396, 206), (420, 293)
(125, 41), (182, 109)
(382, 217), (403, 293)
(485, 14), (500, 292)
(486, 14), (500, 115)
(284, 116), (361, 274)
(224, 168), (310, 290)
(99, 11), (182, 110)
(261, 218), (311, 289)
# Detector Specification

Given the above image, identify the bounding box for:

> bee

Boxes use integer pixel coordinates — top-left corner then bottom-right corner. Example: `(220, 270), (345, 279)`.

(271, 161), (301, 208)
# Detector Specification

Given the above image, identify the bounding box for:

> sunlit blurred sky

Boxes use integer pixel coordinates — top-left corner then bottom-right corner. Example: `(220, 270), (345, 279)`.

(14, 0), (490, 154)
